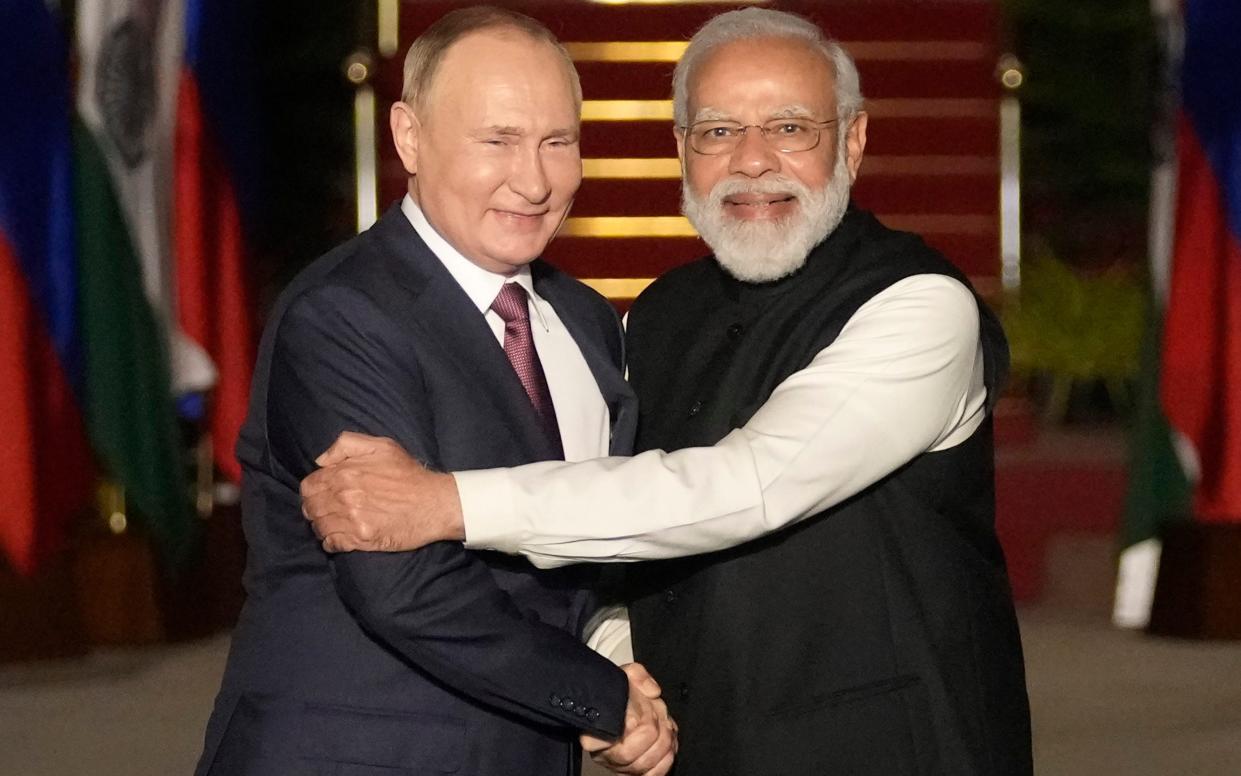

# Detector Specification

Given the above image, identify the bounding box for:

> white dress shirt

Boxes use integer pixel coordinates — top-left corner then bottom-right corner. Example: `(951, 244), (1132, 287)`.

(454, 272), (988, 570)
(402, 197), (629, 664)
(400, 196), (610, 462)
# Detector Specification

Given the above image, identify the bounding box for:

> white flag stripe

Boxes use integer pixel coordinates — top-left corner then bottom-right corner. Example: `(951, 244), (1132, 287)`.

(1111, 0), (1184, 628)
(75, 0), (217, 396)
(1112, 538), (1163, 629)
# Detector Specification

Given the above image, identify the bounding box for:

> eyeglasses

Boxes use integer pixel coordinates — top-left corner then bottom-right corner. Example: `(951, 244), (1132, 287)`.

(683, 117), (839, 155)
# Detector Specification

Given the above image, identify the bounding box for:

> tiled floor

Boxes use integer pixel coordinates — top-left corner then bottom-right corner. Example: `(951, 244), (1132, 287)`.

(2, 605), (1240, 775)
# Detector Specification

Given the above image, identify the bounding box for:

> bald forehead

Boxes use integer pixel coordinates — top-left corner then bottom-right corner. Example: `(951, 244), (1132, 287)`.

(691, 35), (836, 88)
(687, 35), (837, 119)
(420, 28), (579, 116)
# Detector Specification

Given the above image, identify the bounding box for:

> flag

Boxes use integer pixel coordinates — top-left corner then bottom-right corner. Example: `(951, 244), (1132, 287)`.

(1115, 0), (1240, 627)
(0, 1), (95, 574)
(75, 1), (197, 562)
(71, 0), (258, 562)
(1161, 0), (1241, 522)
(174, 0), (258, 484)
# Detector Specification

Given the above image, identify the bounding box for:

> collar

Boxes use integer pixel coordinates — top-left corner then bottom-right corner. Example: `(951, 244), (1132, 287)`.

(401, 195), (549, 331)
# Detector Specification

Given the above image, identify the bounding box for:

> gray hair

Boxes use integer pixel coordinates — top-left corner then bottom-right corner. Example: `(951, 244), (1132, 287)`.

(672, 8), (863, 127)
(401, 6), (581, 114)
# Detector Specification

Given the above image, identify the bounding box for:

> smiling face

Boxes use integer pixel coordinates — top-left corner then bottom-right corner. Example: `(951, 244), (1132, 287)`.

(390, 29), (581, 274)
(678, 35), (868, 282)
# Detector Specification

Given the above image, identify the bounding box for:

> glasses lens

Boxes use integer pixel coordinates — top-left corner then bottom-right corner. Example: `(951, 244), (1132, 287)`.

(691, 123), (739, 155)
(689, 120), (826, 154)
(764, 120), (818, 152)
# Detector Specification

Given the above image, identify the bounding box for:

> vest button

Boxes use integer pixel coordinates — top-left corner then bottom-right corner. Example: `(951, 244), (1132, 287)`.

(664, 589), (678, 604)
(678, 683), (690, 700)
(688, 400), (703, 417)
(727, 322), (744, 339)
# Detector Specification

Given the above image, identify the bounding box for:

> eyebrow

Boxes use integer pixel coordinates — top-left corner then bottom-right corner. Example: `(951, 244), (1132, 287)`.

(770, 105), (816, 119)
(691, 105), (818, 123)
(475, 125), (579, 139)
(691, 108), (731, 123)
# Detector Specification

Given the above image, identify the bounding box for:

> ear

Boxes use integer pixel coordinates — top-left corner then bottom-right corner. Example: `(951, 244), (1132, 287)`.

(844, 111), (868, 183)
(390, 101), (420, 176)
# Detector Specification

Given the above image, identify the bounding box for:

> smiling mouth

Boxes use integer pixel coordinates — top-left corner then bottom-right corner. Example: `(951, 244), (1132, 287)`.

(498, 211), (546, 218)
(723, 194), (796, 208)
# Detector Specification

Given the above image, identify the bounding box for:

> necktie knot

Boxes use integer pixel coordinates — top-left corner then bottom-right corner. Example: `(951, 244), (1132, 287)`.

(491, 283), (529, 324)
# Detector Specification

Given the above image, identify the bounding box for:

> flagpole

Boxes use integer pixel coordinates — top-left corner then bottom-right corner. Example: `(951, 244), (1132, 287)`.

(1112, 0), (1186, 630)
(349, 52), (378, 233)
(997, 53), (1024, 295)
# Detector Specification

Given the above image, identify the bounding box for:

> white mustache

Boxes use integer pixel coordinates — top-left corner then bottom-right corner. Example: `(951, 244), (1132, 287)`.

(707, 176), (811, 207)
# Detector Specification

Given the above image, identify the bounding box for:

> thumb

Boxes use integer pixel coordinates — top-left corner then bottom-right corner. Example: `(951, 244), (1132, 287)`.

(316, 430), (379, 467)
(623, 662), (662, 699)
(579, 732), (612, 754)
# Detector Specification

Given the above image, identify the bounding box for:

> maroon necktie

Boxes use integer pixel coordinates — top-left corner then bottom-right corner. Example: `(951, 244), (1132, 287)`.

(491, 283), (563, 455)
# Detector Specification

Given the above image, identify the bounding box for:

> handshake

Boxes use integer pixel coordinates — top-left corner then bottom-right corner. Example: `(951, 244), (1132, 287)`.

(301, 433), (679, 774)
(585, 663), (678, 776)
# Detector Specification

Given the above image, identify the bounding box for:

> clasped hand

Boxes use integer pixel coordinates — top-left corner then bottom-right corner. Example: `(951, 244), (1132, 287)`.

(584, 663), (678, 776)
(300, 431), (462, 552)
(303, 434), (679, 774)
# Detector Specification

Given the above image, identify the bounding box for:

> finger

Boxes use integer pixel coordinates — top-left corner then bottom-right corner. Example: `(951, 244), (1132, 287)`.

(314, 436), (349, 467)
(306, 513), (352, 541)
(622, 663), (662, 699)
(300, 470), (327, 499)
(315, 431), (381, 467)
(607, 722), (659, 769)
(646, 746), (676, 776)
(302, 491), (344, 526)
(619, 718), (674, 774)
(579, 733), (612, 753)
(321, 532), (359, 554)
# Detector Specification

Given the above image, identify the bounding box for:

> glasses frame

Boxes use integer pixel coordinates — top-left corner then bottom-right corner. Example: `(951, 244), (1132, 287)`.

(681, 117), (840, 156)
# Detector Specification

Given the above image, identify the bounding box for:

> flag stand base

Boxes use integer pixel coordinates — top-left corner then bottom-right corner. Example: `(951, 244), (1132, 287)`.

(0, 554), (89, 662)
(73, 532), (165, 645)
(1148, 522), (1241, 640)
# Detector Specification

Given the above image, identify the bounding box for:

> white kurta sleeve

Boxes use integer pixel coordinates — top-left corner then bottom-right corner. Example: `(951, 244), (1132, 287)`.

(456, 274), (988, 569)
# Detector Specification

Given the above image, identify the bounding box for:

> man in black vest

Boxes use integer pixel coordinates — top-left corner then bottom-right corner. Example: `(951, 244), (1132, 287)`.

(303, 8), (1032, 775)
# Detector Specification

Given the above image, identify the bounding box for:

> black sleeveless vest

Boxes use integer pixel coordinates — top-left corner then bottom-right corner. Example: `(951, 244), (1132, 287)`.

(625, 209), (1032, 776)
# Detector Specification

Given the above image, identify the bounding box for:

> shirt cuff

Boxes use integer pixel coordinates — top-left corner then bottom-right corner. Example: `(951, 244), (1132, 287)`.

(454, 468), (521, 553)
(584, 606), (634, 666)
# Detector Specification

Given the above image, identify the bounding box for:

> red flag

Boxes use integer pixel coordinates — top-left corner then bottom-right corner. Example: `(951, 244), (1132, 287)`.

(1160, 1), (1241, 522)
(174, 73), (253, 483)
(173, 2), (257, 484)
(0, 3), (94, 574)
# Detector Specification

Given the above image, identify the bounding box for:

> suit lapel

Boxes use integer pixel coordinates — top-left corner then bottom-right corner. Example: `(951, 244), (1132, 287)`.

(534, 266), (638, 456)
(370, 206), (560, 462)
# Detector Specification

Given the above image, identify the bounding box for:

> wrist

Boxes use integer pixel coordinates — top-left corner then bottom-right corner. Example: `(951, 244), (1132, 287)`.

(437, 471), (466, 541)
(452, 468), (519, 551)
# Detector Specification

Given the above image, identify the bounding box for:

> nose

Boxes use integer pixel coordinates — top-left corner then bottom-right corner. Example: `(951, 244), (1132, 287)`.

(508, 145), (551, 204)
(727, 126), (780, 178)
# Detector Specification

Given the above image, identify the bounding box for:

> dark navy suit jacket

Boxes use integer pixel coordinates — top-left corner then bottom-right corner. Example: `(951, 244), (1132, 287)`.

(195, 205), (637, 775)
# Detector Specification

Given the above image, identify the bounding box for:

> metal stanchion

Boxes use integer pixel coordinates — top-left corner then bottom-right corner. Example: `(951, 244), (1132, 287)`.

(996, 53), (1024, 296)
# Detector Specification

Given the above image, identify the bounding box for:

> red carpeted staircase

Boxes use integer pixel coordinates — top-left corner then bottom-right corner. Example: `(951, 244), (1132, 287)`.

(379, 1), (1125, 603)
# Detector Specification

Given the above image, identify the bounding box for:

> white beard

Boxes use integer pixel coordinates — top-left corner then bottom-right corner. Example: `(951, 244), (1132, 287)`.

(682, 146), (853, 283)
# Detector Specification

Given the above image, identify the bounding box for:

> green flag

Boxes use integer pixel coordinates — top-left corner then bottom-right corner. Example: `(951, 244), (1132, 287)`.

(74, 120), (195, 564)
(1111, 0), (1191, 627)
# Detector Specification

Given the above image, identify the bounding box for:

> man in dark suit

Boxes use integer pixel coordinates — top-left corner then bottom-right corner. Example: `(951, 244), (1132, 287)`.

(301, 7), (1031, 776)
(195, 7), (675, 776)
